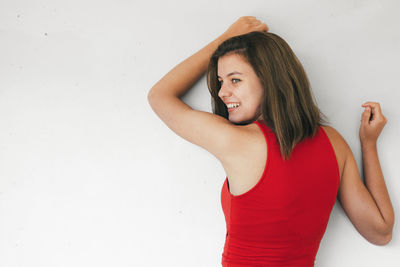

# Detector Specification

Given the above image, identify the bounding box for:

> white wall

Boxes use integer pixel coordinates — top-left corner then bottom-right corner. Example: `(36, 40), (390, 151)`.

(0, 0), (398, 266)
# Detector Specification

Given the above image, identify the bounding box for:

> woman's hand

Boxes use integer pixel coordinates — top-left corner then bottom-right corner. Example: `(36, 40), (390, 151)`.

(221, 16), (269, 41)
(359, 102), (388, 145)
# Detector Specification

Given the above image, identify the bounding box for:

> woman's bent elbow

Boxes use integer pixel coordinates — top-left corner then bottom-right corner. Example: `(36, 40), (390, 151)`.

(373, 232), (392, 246)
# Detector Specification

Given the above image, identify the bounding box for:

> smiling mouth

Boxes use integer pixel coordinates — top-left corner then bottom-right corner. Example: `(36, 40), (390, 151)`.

(228, 106), (240, 112)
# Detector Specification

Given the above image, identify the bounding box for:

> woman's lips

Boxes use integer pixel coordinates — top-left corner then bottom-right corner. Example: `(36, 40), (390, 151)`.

(228, 106), (239, 112)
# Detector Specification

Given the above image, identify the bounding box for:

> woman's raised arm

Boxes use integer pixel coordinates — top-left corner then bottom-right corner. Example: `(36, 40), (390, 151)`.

(147, 17), (268, 162)
(337, 102), (394, 245)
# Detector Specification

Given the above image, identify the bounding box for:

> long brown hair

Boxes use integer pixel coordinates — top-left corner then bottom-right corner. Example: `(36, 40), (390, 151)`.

(206, 31), (330, 161)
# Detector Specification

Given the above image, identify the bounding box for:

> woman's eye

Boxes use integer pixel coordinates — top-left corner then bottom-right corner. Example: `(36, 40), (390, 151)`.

(218, 78), (240, 84)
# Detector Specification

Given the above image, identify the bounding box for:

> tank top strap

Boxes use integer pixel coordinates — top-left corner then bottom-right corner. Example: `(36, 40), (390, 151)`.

(253, 120), (277, 146)
(253, 120), (272, 133)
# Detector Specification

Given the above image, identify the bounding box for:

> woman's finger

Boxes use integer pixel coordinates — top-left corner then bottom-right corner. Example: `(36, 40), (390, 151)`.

(361, 106), (372, 124)
(361, 102), (383, 120)
(223, 16), (268, 39)
(361, 102), (381, 112)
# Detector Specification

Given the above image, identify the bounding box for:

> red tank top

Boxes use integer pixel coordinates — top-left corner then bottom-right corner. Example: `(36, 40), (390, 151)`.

(221, 120), (340, 267)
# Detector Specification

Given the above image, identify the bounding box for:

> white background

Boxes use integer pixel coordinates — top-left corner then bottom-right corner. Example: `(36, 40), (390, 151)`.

(0, 0), (399, 266)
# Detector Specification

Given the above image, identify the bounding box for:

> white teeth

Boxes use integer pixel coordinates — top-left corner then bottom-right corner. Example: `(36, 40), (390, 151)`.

(227, 103), (240, 108)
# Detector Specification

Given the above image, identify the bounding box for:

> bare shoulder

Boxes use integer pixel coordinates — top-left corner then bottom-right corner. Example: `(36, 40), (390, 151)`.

(320, 125), (346, 145)
(320, 125), (350, 181)
(218, 122), (265, 166)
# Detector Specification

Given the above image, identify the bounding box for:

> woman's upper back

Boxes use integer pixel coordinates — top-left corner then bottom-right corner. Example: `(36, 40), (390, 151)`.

(220, 120), (345, 197)
(220, 120), (342, 266)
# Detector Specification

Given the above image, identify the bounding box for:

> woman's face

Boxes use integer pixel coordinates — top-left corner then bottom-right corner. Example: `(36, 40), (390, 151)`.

(217, 53), (264, 124)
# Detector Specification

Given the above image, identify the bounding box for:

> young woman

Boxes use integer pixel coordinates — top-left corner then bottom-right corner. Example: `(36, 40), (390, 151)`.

(148, 16), (394, 266)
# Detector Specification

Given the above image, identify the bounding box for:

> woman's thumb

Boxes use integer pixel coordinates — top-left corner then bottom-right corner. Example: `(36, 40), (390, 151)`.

(362, 107), (371, 124)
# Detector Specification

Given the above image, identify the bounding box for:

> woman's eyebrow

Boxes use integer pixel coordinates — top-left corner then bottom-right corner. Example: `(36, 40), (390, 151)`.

(217, 71), (243, 78)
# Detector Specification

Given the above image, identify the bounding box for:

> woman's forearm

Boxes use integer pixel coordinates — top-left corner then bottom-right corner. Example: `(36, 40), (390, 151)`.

(361, 141), (394, 235)
(148, 34), (227, 98)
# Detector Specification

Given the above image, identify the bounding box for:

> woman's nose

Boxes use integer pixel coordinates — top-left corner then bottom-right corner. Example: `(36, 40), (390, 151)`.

(218, 85), (232, 99)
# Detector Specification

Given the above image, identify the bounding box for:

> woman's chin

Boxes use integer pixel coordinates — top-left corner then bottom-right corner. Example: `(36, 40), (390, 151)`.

(228, 116), (253, 125)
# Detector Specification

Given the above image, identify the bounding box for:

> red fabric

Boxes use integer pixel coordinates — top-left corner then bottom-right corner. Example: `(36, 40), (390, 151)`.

(221, 120), (340, 267)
